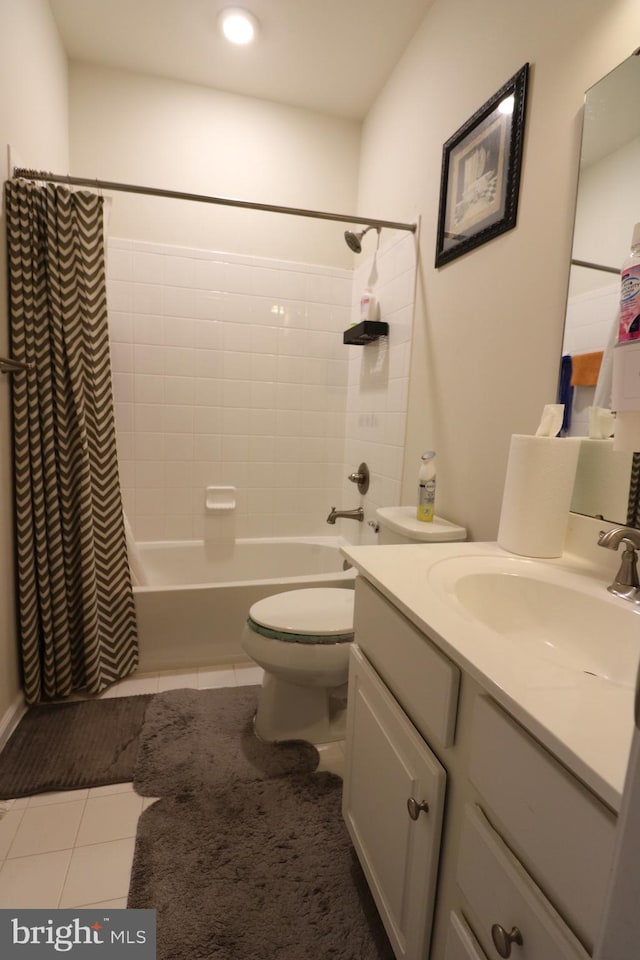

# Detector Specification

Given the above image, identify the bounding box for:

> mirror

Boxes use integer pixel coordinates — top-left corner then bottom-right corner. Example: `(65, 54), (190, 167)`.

(562, 50), (640, 526)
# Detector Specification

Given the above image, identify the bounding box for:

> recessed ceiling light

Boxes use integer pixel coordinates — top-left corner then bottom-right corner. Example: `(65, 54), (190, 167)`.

(219, 7), (259, 45)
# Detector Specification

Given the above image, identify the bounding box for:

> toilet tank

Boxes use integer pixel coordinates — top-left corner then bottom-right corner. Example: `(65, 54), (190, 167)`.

(376, 507), (466, 545)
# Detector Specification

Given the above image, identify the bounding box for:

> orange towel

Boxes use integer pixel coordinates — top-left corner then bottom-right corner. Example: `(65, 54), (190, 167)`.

(570, 350), (604, 386)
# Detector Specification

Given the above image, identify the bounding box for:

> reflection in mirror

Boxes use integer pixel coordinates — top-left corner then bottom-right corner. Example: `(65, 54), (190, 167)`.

(561, 50), (640, 526)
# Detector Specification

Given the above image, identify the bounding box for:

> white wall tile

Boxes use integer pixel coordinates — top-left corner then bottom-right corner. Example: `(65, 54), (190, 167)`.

(164, 346), (196, 377)
(112, 373), (134, 403)
(162, 286), (196, 320)
(164, 376), (194, 405)
(108, 281), (133, 313)
(163, 315), (195, 347)
(193, 378), (222, 406)
(164, 405), (194, 434)
(165, 461), (194, 487)
(163, 255), (196, 288)
(133, 315), (164, 346)
(194, 318), (223, 349)
(194, 259), (226, 291)
(134, 404), (164, 433)
(165, 434), (195, 461)
(107, 236), (412, 541)
(109, 311), (133, 344)
(132, 252), (164, 284)
(107, 246), (133, 281)
(135, 433), (165, 461)
(132, 283), (163, 316)
(193, 350), (222, 378)
(134, 374), (164, 404)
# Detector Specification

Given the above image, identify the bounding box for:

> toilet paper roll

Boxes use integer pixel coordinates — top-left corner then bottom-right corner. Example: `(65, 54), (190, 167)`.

(497, 435), (582, 558)
(613, 411), (640, 453)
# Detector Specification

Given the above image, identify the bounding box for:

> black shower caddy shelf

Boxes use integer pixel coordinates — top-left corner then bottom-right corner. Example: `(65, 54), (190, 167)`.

(342, 320), (389, 345)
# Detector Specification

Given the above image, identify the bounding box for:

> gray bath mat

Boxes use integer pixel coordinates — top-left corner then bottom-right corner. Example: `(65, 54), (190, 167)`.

(0, 694), (154, 799)
(133, 686), (319, 797)
(128, 772), (394, 960)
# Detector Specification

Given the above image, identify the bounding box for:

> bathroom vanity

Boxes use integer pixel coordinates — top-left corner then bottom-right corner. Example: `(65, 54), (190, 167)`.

(340, 527), (634, 960)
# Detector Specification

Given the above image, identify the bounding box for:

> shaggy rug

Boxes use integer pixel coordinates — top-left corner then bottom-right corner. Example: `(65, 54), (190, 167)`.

(128, 771), (394, 960)
(133, 685), (319, 796)
(0, 694), (153, 799)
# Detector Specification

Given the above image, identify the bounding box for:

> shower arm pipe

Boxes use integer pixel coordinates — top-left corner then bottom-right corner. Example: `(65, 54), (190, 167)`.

(12, 168), (417, 235)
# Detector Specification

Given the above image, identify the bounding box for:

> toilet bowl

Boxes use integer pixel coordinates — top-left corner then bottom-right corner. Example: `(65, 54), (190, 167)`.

(241, 588), (354, 744)
(242, 507), (467, 744)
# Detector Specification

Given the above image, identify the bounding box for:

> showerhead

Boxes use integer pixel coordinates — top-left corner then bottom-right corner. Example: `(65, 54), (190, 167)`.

(344, 224), (380, 253)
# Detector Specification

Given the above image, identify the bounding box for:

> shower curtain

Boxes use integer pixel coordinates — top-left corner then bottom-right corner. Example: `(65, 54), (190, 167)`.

(628, 453), (640, 529)
(5, 179), (138, 704)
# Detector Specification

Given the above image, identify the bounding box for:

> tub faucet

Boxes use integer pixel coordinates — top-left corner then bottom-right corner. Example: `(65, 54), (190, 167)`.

(597, 526), (640, 601)
(326, 506), (364, 524)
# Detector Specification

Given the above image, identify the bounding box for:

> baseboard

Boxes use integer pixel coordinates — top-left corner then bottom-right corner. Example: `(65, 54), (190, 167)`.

(0, 691), (26, 751)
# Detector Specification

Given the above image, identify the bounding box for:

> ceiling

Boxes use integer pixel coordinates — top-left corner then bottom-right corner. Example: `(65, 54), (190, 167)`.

(48, 0), (434, 120)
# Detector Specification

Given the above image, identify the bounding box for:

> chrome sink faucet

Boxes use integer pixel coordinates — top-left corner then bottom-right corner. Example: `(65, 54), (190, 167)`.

(326, 506), (364, 524)
(597, 526), (640, 601)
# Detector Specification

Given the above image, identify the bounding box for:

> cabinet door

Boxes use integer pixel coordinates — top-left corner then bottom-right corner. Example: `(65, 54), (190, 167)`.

(445, 912), (488, 960)
(342, 646), (446, 960)
(457, 805), (589, 960)
(468, 695), (615, 950)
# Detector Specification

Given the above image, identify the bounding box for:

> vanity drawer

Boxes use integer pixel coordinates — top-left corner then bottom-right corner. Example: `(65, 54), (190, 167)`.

(354, 577), (459, 749)
(468, 695), (616, 950)
(445, 912), (488, 960)
(457, 805), (589, 960)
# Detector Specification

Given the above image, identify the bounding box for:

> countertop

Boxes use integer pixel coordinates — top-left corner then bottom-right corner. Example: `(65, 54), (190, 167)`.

(341, 539), (637, 812)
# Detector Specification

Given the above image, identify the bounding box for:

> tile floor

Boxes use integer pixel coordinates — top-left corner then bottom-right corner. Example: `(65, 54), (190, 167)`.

(0, 663), (345, 909)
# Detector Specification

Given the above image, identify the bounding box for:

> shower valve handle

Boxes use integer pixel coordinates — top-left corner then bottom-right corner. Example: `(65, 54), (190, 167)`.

(347, 462), (369, 494)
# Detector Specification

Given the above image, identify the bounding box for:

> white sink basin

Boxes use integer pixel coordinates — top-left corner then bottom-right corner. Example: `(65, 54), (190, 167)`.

(427, 555), (640, 687)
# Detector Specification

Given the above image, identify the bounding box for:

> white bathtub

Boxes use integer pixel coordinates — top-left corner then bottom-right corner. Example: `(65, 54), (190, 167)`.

(133, 537), (355, 673)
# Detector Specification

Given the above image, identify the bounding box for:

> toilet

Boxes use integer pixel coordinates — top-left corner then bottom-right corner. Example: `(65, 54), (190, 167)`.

(241, 507), (466, 744)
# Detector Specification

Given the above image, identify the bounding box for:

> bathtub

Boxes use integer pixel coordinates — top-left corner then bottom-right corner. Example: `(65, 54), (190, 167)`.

(133, 536), (356, 673)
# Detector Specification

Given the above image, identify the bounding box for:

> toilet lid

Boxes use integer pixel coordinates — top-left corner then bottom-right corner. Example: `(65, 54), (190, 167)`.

(248, 588), (355, 637)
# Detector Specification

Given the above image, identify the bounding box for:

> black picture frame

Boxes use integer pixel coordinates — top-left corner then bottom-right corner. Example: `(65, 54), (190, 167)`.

(435, 63), (529, 267)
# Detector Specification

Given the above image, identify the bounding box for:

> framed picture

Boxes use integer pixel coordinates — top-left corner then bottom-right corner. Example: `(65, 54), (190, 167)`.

(435, 63), (529, 267)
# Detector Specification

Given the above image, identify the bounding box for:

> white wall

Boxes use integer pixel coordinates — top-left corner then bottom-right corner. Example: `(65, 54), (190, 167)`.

(0, 0), (69, 721)
(69, 63), (361, 270)
(357, 0), (640, 540)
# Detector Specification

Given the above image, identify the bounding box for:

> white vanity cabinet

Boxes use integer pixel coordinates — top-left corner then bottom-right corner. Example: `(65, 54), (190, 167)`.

(343, 575), (617, 960)
(343, 646), (447, 960)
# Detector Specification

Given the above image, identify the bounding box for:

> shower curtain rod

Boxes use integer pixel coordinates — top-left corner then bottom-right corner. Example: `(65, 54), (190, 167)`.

(571, 257), (619, 276)
(12, 168), (417, 234)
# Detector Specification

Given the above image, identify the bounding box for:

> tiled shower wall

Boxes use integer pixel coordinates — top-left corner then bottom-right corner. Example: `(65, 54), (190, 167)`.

(107, 232), (415, 542)
(342, 231), (417, 544)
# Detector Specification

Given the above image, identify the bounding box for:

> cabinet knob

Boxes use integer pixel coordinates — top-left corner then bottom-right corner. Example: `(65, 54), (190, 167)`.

(406, 796), (429, 820)
(490, 924), (523, 958)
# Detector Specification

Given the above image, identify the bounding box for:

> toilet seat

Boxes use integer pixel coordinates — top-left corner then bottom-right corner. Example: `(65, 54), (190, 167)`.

(247, 588), (354, 644)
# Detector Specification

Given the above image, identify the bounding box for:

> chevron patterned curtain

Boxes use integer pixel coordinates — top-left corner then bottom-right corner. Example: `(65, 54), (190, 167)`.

(627, 453), (640, 529)
(5, 180), (138, 704)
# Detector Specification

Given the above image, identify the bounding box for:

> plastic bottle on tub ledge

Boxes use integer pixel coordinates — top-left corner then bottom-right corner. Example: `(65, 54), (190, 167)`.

(417, 451), (436, 522)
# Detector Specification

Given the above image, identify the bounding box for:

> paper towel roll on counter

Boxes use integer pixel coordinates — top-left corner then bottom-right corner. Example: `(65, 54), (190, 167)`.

(497, 435), (582, 558)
